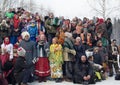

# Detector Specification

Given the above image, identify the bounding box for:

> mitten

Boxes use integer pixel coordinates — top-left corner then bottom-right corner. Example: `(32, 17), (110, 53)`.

(32, 57), (39, 64)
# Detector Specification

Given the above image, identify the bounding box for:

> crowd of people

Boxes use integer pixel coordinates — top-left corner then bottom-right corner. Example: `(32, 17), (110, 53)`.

(0, 7), (120, 85)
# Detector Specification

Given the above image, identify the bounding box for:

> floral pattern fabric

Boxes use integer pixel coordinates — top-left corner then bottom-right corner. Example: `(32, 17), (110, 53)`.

(49, 44), (63, 78)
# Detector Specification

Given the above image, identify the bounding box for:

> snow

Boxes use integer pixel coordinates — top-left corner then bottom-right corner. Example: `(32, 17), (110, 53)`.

(28, 76), (120, 85)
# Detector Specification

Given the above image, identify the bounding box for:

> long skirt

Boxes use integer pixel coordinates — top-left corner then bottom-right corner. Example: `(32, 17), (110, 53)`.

(0, 76), (8, 85)
(50, 63), (63, 78)
(35, 57), (50, 77)
(0, 54), (9, 67)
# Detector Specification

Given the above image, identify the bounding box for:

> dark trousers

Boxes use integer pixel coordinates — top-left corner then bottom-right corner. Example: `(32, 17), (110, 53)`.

(63, 61), (74, 80)
(47, 33), (56, 45)
(22, 69), (31, 84)
(14, 69), (32, 84)
(108, 55), (119, 75)
(73, 74), (95, 84)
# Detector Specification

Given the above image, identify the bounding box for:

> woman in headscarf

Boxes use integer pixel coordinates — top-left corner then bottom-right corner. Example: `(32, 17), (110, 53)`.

(0, 37), (13, 67)
(35, 34), (50, 82)
(0, 37), (14, 85)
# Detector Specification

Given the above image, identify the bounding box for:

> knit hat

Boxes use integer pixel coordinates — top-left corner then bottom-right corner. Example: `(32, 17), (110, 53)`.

(21, 31), (30, 39)
(17, 47), (26, 57)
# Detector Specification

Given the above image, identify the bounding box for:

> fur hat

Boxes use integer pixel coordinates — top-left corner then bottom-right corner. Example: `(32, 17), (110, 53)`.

(17, 47), (26, 57)
(21, 31), (30, 39)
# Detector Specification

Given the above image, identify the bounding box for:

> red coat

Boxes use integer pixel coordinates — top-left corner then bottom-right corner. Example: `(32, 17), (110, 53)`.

(13, 15), (20, 29)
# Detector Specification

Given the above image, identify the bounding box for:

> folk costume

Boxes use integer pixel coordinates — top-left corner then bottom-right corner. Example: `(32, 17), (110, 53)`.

(35, 35), (50, 82)
(49, 42), (63, 81)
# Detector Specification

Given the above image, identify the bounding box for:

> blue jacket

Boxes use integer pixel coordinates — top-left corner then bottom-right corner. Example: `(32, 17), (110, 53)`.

(28, 25), (38, 41)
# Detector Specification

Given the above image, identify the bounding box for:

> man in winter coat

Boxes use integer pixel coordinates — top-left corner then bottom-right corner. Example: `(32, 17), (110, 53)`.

(73, 55), (95, 84)
(45, 13), (59, 45)
(63, 32), (76, 82)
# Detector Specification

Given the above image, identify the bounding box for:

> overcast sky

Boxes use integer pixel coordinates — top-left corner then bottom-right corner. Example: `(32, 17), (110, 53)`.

(1, 0), (120, 19)
(34, 0), (120, 19)
(35, 0), (93, 19)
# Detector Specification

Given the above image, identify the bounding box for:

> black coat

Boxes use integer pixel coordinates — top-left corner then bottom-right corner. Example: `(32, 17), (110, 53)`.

(93, 53), (102, 65)
(14, 56), (33, 83)
(73, 60), (94, 84)
(74, 44), (85, 61)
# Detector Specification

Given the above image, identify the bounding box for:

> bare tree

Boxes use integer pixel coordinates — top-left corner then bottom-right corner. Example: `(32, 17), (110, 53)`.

(0, 0), (8, 17)
(0, 0), (54, 18)
(0, 0), (18, 17)
(31, 3), (54, 17)
(87, 0), (120, 19)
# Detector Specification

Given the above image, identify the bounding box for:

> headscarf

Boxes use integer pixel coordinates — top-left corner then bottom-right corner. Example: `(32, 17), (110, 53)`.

(98, 18), (104, 24)
(3, 37), (10, 45)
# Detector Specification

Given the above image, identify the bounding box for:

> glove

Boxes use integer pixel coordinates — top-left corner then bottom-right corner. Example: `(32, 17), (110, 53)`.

(99, 65), (103, 69)
(45, 49), (49, 53)
(32, 57), (39, 64)
(70, 49), (76, 56)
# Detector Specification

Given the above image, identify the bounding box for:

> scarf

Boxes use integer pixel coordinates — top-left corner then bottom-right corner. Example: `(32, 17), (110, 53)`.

(4, 37), (10, 46)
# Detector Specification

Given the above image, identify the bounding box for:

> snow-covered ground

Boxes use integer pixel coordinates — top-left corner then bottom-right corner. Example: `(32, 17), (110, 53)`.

(28, 76), (120, 85)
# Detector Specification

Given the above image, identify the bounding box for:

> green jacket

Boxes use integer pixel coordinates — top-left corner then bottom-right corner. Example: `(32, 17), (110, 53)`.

(45, 18), (57, 34)
(5, 12), (14, 18)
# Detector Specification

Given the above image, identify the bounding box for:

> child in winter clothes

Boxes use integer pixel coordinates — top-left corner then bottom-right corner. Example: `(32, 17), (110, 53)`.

(88, 56), (103, 82)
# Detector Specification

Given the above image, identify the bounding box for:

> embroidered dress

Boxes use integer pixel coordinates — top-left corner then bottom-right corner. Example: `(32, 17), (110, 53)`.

(35, 42), (50, 77)
(49, 44), (63, 78)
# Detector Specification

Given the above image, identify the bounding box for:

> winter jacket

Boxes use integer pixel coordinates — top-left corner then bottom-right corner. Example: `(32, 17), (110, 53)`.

(14, 57), (33, 74)
(45, 18), (58, 34)
(28, 25), (38, 41)
(73, 59), (94, 83)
